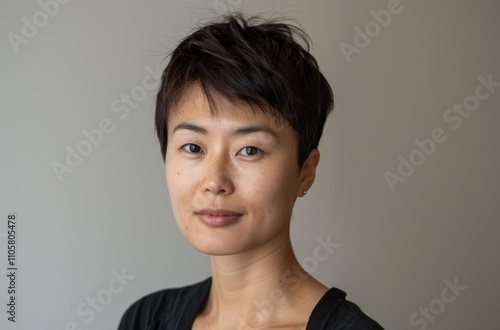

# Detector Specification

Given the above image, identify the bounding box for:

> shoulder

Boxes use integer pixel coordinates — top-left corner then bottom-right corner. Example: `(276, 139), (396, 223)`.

(308, 287), (384, 330)
(117, 277), (211, 330)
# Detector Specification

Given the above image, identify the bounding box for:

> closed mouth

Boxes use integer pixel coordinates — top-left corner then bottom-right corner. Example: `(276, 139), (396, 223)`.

(195, 209), (243, 226)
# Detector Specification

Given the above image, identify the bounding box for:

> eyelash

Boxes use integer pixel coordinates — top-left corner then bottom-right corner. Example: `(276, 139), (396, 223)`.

(180, 144), (262, 157)
(239, 146), (261, 156)
(181, 144), (202, 154)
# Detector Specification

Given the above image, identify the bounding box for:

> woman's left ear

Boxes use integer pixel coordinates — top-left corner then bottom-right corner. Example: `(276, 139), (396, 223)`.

(297, 148), (320, 197)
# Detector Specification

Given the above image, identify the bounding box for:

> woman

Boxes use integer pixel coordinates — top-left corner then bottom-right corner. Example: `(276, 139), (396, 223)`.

(118, 13), (383, 330)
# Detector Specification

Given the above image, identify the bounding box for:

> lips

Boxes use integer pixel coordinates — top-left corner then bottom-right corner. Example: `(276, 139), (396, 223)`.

(196, 209), (243, 227)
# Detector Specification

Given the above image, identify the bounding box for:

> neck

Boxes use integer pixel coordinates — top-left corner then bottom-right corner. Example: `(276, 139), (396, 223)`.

(199, 235), (327, 328)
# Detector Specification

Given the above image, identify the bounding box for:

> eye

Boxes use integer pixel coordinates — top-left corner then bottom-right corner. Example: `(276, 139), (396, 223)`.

(238, 146), (261, 156)
(181, 144), (203, 154)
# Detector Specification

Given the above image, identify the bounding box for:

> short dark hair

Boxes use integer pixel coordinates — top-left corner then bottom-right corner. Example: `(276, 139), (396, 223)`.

(155, 13), (334, 167)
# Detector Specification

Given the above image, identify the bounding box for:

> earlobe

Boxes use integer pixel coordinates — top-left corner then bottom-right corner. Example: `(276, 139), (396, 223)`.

(297, 149), (320, 197)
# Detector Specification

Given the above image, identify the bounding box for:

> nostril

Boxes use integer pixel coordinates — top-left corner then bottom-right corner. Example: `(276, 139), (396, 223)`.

(205, 186), (226, 194)
(202, 167), (233, 195)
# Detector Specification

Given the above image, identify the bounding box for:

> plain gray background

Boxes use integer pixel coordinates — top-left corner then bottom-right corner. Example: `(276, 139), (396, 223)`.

(1, 0), (499, 329)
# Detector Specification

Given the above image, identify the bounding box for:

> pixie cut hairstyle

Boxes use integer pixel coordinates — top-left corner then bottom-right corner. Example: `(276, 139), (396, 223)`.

(155, 13), (334, 167)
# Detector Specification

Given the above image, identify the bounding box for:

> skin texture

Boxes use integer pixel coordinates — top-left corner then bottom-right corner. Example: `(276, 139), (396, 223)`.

(165, 83), (327, 329)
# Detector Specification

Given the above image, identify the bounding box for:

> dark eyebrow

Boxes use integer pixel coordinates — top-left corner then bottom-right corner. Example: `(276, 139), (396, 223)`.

(172, 122), (207, 135)
(172, 122), (277, 138)
(232, 125), (277, 139)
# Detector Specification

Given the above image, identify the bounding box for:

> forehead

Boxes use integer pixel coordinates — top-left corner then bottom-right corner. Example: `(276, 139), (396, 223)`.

(168, 83), (288, 131)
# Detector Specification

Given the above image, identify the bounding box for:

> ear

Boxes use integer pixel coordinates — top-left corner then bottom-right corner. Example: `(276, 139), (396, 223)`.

(296, 148), (320, 197)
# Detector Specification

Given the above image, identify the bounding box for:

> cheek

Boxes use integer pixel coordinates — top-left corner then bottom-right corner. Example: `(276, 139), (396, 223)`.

(245, 168), (296, 210)
(165, 161), (188, 207)
(165, 169), (192, 230)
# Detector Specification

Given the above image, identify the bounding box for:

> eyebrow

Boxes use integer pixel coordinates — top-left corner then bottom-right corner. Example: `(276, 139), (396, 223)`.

(232, 125), (277, 138)
(172, 122), (277, 139)
(172, 122), (207, 135)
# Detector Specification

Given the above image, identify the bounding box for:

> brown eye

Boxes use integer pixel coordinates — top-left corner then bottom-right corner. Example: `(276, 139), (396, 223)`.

(181, 144), (202, 153)
(238, 146), (261, 156)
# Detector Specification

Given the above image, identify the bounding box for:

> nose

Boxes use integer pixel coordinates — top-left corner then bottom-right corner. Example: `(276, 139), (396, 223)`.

(201, 152), (235, 196)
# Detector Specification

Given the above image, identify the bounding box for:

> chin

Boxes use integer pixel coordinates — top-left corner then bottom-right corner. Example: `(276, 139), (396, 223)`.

(186, 233), (253, 256)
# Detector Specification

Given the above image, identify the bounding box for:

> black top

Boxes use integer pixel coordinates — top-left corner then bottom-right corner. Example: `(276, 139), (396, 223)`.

(118, 277), (384, 329)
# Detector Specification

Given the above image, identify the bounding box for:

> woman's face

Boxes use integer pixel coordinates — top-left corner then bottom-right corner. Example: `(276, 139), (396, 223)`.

(165, 84), (316, 256)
